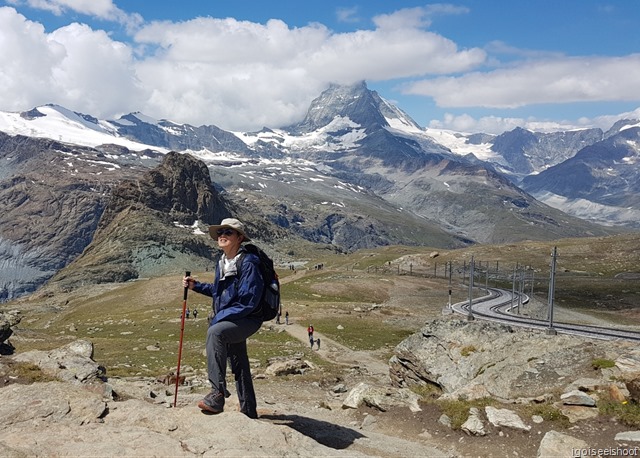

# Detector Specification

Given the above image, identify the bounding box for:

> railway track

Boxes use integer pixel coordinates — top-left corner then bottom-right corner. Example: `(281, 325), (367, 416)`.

(451, 287), (640, 342)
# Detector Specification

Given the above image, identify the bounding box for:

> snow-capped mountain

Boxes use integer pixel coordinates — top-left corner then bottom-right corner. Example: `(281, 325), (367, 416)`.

(522, 121), (640, 226)
(4, 83), (637, 232)
(0, 81), (631, 301)
(0, 105), (157, 151)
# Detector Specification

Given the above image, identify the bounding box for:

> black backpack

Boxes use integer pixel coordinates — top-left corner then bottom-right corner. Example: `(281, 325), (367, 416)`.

(238, 244), (280, 321)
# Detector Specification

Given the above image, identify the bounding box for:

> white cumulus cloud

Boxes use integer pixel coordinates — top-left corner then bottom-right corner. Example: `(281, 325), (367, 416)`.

(1, 3), (639, 134)
(405, 55), (640, 108)
(0, 8), (145, 116)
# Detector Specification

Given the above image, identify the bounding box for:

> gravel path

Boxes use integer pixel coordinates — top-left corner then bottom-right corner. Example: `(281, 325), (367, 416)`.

(279, 320), (390, 381)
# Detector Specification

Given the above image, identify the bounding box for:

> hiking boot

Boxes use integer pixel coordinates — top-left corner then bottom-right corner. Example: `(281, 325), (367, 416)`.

(197, 390), (224, 414)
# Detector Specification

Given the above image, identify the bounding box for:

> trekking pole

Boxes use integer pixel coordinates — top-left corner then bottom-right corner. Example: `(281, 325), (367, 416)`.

(174, 270), (191, 407)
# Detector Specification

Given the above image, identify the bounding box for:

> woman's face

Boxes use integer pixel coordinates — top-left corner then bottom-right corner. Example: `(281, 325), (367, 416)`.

(216, 228), (243, 254)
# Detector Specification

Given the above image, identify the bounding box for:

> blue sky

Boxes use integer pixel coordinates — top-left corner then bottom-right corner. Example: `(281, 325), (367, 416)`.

(1, 0), (639, 134)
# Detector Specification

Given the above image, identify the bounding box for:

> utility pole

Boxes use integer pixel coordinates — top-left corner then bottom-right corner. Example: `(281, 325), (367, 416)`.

(448, 261), (452, 309)
(467, 255), (475, 320)
(547, 247), (558, 335)
(485, 262), (489, 292)
(517, 267), (524, 314)
(511, 264), (517, 310)
(530, 267), (535, 297)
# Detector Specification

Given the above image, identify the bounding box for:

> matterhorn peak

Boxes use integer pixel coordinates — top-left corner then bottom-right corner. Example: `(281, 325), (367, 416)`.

(287, 81), (420, 135)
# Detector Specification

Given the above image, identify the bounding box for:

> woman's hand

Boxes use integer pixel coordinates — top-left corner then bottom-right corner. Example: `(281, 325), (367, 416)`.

(183, 276), (195, 289)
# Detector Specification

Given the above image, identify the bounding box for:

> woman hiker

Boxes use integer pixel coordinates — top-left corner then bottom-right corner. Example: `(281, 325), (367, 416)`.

(183, 218), (263, 419)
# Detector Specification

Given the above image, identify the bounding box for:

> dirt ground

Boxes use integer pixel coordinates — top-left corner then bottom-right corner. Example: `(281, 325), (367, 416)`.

(249, 271), (640, 457)
(2, 270), (639, 457)
(255, 317), (635, 458)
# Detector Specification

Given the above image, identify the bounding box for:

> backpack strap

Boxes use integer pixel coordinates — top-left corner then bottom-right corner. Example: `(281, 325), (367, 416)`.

(233, 248), (247, 279)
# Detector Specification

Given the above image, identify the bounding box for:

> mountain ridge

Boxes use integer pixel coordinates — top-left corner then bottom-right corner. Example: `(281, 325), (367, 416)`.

(0, 81), (634, 300)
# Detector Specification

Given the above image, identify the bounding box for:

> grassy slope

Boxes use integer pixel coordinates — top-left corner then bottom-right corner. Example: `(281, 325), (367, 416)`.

(5, 233), (640, 379)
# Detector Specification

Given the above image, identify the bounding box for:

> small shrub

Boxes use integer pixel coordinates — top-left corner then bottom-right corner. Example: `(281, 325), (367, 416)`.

(13, 362), (57, 383)
(436, 397), (494, 430)
(523, 403), (571, 429)
(599, 393), (640, 427)
(460, 345), (477, 357)
(592, 358), (615, 370)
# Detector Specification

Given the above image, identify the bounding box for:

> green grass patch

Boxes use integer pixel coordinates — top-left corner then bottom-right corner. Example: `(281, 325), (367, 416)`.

(308, 316), (415, 351)
(11, 362), (58, 383)
(552, 278), (640, 312)
(592, 358), (616, 370)
(599, 394), (640, 428)
(436, 397), (495, 430)
(522, 402), (571, 429)
(250, 327), (307, 365)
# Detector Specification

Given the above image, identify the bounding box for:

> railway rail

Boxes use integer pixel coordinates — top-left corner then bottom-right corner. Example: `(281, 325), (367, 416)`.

(451, 287), (640, 342)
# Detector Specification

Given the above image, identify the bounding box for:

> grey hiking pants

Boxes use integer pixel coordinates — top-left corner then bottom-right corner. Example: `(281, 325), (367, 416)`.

(206, 318), (262, 417)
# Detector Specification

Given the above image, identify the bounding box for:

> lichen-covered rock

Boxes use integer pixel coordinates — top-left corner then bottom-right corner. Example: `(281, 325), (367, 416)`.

(13, 339), (104, 383)
(390, 318), (619, 401)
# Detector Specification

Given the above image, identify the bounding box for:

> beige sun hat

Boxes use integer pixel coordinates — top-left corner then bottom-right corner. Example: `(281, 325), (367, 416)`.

(208, 218), (251, 242)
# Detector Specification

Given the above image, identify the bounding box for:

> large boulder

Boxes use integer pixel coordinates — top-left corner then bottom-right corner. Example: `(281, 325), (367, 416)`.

(341, 382), (422, 412)
(13, 339), (105, 384)
(537, 430), (588, 458)
(0, 310), (20, 354)
(389, 318), (620, 401)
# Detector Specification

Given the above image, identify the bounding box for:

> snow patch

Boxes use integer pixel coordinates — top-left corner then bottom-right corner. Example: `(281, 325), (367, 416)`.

(422, 127), (500, 162)
(533, 191), (640, 226)
(173, 221), (205, 235)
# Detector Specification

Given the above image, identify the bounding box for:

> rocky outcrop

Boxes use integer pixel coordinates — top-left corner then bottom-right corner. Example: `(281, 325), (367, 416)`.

(99, 151), (228, 229)
(3, 324), (640, 456)
(13, 339), (105, 384)
(45, 152), (235, 291)
(0, 381), (369, 457)
(0, 339), (448, 457)
(389, 318), (633, 402)
(0, 310), (20, 354)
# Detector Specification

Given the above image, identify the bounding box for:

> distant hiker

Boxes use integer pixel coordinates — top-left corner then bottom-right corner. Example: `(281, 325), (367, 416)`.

(193, 309), (198, 319)
(309, 334), (314, 349)
(307, 324), (314, 339)
(186, 308), (190, 319)
(276, 310), (281, 324)
(285, 311), (289, 325)
(316, 337), (321, 351)
(183, 218), (262, 419)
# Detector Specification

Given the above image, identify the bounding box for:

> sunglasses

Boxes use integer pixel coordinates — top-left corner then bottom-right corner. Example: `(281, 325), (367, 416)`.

(216, 228), (236, 237)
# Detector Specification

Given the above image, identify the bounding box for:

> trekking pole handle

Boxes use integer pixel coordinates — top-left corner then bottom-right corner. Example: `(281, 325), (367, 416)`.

(183, 271), (191, 300)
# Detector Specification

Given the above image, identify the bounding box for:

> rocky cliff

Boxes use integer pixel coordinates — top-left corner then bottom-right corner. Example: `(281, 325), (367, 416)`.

(44, 152), (234, 292)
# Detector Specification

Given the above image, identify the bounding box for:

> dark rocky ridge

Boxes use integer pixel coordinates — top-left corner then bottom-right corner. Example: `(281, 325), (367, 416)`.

(44, 152), (233, 292)
(0, 134), (159, 300)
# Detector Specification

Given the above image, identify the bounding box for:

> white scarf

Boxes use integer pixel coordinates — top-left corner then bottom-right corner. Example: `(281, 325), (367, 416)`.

(219, 252), (241, 280)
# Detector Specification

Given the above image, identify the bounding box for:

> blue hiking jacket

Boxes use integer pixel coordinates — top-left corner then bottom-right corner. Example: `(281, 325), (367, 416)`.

(192, 248), (264, 325)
